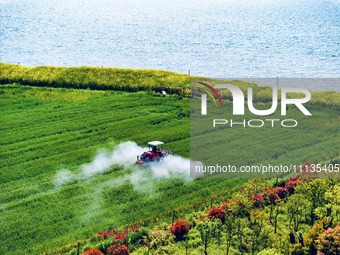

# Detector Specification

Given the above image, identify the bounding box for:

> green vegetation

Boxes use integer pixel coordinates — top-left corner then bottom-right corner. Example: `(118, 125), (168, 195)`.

(0, 65), (339, 255)
(190, 100), (339, 174)
(0, 84), (245, 255)
(1, 63), (339, 107)
(86, 177), (340, 255)
(191, 77), (340, 107)
(0, 63), (190, 94)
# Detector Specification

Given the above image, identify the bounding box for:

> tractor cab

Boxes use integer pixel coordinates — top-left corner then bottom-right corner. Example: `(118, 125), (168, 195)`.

(136, 141), (170, 165)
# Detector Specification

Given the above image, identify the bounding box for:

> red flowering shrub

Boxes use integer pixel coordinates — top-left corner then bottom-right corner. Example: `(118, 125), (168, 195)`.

(274, 187), (289, 199)
(98, 228), (130, 244)
(251, 195), (264, 208)
(170, 219), (190, 240)
(112, 230), (128, 244)
(285, 178), (299, 195)
(97, 229), (113, 239)
(107, 244), (130, 255)
(207, 206), (226, 223)
(82, 248), (104, 255)
(263, 189), (280, 205)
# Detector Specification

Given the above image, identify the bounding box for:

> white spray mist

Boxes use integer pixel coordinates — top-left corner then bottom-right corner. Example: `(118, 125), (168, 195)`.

(54, 141), (203, 222)
(54, 141), (202, 190)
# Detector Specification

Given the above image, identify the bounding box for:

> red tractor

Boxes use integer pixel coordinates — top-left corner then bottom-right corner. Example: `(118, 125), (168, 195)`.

(136, 141), (170, 165)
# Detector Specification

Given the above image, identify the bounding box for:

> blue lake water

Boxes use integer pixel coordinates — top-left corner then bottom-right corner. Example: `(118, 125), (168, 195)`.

(0, 0), (339, 78)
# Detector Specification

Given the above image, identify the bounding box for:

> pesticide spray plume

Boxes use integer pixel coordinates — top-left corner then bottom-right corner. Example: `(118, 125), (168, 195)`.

(81, 141), (143, 178)
(54, 141), (202, 190)
(54, 141), (203, 222)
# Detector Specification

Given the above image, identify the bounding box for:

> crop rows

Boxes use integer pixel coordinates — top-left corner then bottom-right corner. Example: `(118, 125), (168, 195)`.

(1, 82), (339, 254)
(0, 85), (244, 254)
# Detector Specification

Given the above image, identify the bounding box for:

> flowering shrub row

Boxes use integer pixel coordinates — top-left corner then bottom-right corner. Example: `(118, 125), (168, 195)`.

(83, 225), (140, 255)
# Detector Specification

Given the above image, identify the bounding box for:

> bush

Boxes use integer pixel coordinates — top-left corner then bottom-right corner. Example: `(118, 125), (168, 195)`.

(82, 248), (104, 255)
(149, 229), (174, 250)
(263, 189), (280, 205)
(229, 194), (252, 219)
(304, 220), (325, 255)
(251, 195), (264, 208)
(112, 230), (128, 244)
(187, 228), (202, 248)
(107, 244), (130, 255)
(128, 227), (149, 245)
(97, 229), (113, 239)
(317, 225), (340, 255)
(170, 219), (190, 240)
(285, 178), (300, 195)
(207, 206), (226, 223)
(274, 187), (289, 199)
(96, 239), (113, 253)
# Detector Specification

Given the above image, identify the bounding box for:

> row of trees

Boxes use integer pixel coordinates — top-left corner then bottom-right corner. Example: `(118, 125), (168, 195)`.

(81, 164), (340, 255)
(182, 175), (340, 255)
(170, 173), (340, 255)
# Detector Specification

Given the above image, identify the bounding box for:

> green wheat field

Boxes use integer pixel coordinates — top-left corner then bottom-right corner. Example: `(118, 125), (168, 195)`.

(0, 64), (339, 255)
